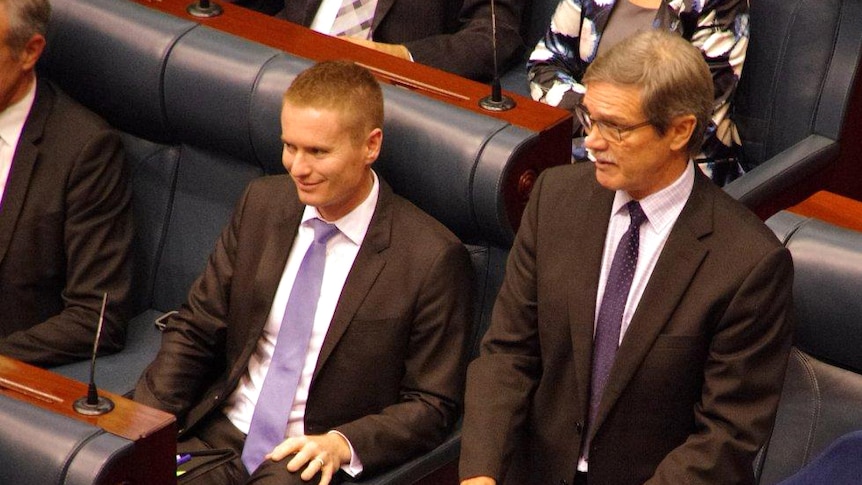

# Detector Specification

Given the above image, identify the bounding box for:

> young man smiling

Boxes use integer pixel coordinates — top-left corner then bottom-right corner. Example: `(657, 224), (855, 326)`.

(136, 60), (473, 485)
(460, 30), (793, 485)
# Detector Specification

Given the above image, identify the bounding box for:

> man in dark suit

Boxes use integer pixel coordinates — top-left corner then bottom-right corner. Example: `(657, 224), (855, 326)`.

(231, 0), (525, 81)
(459, 30), (794, 485)
(135, 60), (473, 485)
(0, 0), (133, 366)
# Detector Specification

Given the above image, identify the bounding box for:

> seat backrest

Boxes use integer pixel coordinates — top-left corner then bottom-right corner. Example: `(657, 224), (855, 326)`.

(756, 211), (862, 484)
(39, 0), (530, 317)
(733, 0), (862, 169)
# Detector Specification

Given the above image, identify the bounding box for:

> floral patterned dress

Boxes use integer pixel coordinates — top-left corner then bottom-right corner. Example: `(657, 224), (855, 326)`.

(528, 0), (750, 185)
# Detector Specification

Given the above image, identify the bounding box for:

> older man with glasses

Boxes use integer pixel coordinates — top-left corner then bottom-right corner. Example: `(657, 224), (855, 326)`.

(459, 29), (793, 485)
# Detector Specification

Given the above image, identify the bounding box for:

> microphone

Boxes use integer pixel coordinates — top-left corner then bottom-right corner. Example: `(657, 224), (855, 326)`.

(73, 293), (115, 416)
(479, 0), (515, 112)
(187, 0), (223, 18)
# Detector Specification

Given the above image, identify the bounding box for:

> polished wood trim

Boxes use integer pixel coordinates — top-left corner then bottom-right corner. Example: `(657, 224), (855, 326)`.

(0, 356), (176, 484)
(130, 0), (571, 134)
(788, 190), (862, 233)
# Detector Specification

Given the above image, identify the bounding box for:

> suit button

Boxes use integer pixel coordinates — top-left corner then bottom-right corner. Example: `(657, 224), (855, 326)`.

(559, 480), (569, 485)
(576, 421), (584, 434)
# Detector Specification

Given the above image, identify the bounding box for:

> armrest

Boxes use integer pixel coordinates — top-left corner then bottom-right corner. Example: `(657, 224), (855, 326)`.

(723, 134), (838, 209)
(0, 393), (134, 485)
(353, 430), (462, 484)
(50, 309), (165, 396)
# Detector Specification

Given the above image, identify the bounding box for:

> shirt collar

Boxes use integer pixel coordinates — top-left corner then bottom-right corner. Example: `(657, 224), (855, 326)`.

(0, 78), (36, 149)
(301, 169), (380, 245)
(612, 160), (695, 232)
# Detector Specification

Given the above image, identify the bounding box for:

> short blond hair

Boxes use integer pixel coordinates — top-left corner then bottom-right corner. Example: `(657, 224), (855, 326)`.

(583, 30), (713, 157)
(283, 60), (384, 145)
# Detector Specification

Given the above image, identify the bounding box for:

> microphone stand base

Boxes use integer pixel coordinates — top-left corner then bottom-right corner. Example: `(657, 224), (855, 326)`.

(73, 396), (115, 416)
(479, 94), (516, 112)
(187, 2), (223, 17)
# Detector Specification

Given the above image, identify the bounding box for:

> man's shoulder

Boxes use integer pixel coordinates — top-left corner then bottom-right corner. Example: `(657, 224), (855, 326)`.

(241, 175), (300, 214)
(694, 176), (784, 256)
(37, 80), (113, 134)
(385, 189), (464, 248)
(529, 162), (600, 209)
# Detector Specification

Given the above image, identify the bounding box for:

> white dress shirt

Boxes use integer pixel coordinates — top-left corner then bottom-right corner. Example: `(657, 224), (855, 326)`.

(309, 0), (342, 34)
(579, 161), (695, 472)
(224, 171), (380, 476)
(0, 81), (36, 206)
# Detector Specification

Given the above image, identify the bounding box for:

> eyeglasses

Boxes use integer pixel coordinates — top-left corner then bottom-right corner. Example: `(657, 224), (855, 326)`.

(574, 104), (653, 143)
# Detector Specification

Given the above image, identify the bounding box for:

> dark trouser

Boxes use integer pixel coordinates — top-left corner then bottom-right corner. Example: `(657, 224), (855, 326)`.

(177, 412), (335, 485)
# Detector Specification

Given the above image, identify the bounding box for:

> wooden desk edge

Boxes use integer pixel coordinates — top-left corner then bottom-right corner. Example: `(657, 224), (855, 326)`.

(0, 356), (175, 442)
(788, 190), (862, 233)
(129, 0), (572, 134)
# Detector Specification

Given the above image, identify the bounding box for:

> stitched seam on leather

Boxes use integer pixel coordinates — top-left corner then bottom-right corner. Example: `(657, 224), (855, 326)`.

(145, 146), (181, 310)
(59, 429), (107, 484)
(247, 53), (282, 173)
(798, 350), (821, 465)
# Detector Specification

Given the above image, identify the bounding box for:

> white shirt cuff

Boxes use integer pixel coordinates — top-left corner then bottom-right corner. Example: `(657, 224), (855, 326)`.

(328, 430), (363, 477)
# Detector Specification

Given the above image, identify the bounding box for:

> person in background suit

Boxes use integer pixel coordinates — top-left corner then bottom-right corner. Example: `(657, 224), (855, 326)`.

(459, 30), (793, 485)
(0, 0), (133, 366)
(230, 0), (526, 82)
(135, 60), (473, 485)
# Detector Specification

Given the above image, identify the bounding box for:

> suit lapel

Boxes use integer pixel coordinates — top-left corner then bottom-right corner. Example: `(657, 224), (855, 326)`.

(590, 173), (714, 437)
(249, 194), (304, 340)
(371, 0), (396, 32)
(312, 180), (392, 379)
(288, 0), (325, 26)
(568, 183), (615, 420)
(0, 81), (49, 268)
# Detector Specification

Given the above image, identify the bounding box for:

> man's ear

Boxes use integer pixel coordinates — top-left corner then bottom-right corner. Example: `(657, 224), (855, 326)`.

(667, 114), (697, 152)
(364, 127), (383, 165)
(20, 34), (46, 71)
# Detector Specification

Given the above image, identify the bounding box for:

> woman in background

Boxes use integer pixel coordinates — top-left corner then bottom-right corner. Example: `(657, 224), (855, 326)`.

(529, 0), (748, 185)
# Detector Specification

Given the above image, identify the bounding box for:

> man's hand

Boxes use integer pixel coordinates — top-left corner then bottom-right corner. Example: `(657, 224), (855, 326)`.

(338, 37), (412, 61)
(266, 433), (352, 485)
(461, 477), (497, 485)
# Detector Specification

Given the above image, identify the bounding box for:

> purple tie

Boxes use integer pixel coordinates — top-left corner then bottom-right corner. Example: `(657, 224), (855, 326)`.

(241, 218), (339, 474)
(588, 201), (647, 436)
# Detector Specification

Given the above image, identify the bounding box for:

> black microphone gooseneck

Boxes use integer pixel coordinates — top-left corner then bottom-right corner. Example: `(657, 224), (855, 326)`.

(73, 293), (115, 416)
(479, 0), (516, 112)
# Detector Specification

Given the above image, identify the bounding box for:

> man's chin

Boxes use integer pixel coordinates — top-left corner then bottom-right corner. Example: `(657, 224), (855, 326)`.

(594, 169), (620, 192)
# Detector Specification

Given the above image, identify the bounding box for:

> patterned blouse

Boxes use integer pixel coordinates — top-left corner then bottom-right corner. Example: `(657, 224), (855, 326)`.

(528, 0), (750, 185)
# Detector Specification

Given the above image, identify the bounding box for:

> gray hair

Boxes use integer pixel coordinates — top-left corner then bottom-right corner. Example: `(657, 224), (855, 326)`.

(1, 0), (51, 54)
(582, 29), (714, 157)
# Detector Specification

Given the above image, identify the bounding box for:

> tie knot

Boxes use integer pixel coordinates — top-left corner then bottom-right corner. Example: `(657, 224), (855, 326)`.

(307, 218), (339, 244)
(626, 201), (647, 228)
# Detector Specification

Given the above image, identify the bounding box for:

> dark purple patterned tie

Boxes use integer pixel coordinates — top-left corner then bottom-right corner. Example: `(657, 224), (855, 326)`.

(241, 218), (339, 474)
(588, 201), (647, 431)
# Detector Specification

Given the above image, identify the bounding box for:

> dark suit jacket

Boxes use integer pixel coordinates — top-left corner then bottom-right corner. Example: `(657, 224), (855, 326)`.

(0, 79), (133, 366)
(233, 0), (526, 81)
(460, 163), (793, 484)
(135, 174), (473, 475)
